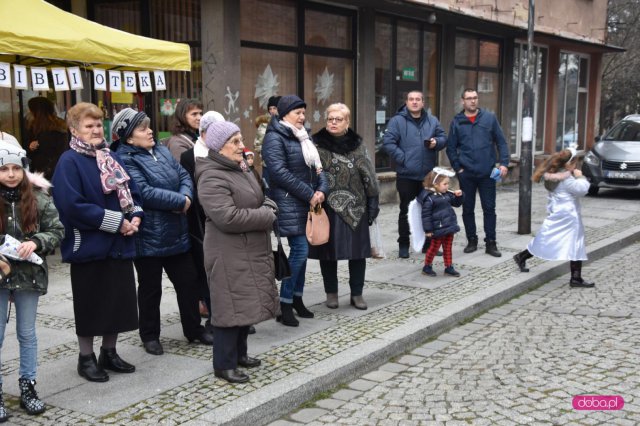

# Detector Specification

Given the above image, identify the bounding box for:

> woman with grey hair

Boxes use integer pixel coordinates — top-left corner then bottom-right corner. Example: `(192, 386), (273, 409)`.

(195, 121), (279, 383)
(112, 108), (213, 356)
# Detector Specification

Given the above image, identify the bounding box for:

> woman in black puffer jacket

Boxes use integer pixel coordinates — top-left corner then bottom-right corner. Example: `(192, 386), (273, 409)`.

(262, 95), (328, 327)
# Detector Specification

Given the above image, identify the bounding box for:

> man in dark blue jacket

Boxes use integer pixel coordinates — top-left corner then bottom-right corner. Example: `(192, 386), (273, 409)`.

(383, 90), (447, 258)
(446, 88), (509, 257)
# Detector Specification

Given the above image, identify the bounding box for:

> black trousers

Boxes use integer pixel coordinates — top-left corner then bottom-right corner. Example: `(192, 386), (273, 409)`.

(134, 252), (204, 342)
(396, 177), (424, 246)
(319, 259), (366, 296)
(213, 326), (249, 370)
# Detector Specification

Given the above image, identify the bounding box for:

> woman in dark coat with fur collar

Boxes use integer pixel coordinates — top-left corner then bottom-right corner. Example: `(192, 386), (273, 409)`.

(309, 103), (379, 310)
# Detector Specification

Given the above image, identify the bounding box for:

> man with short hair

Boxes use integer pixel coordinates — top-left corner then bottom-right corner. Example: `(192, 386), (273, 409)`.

(446, 88), (509, 257)
(383, 90), (447, 258)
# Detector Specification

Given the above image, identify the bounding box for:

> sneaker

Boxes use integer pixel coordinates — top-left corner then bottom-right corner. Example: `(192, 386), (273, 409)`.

(421, 265), (436, 276)
(444, 266), (461, 277)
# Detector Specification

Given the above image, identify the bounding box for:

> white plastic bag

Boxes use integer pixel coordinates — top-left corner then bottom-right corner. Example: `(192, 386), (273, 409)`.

(0, 234), (43, 265)
(369, 219), (386, 259)
(408, 199), (425, 253)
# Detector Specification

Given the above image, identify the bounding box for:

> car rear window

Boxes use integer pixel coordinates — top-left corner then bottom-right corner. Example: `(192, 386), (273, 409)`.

(604, 120), (640, 141)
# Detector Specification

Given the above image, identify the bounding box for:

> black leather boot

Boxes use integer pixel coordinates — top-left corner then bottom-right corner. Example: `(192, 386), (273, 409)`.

(292, 296), (314, 318)
(214, 369), (249, 384)
(513, 250), (533, 272)
(238, 356), (261, 368)
(485, 240), (502, 257)
(77, 353), (109, 382)
(569, 261), (595, 288)
(463, 237), (478, 253)
(276, 302), (299, 327)
(398, 244), (410, 258)
(18, 378), (45, 415)
(98, 347), (135, 373)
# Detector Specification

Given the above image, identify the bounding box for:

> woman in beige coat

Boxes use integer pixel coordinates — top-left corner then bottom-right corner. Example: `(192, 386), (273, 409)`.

(195, 121), (279, 384)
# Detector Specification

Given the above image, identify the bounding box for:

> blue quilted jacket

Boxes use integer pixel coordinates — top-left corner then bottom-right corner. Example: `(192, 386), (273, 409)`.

(115, 141), (192, 257)
(261, 117), (328, 236)
(417, 189), (464, 238)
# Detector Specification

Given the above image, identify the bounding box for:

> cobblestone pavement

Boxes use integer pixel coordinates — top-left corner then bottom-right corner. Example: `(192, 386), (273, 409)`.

(0, 185), (638, 425)
(274, 242), (640, 425)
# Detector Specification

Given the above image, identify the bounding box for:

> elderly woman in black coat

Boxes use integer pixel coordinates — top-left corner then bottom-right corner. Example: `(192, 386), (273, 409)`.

(309, 103), (379, 310)
(262, 95), (328, 327)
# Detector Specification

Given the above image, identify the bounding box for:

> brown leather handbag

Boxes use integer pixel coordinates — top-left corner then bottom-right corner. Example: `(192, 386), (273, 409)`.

(305, 203), (330, 246)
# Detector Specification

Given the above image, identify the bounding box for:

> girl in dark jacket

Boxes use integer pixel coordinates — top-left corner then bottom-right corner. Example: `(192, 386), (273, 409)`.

(261, 95), (328, 327)
(112, 108), (212, 356)
(418, 167), (464, 277)
(0, 141), (64, 419)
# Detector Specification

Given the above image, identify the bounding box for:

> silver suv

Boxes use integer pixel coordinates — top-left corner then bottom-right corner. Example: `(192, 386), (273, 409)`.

(582, 114), (640, 195)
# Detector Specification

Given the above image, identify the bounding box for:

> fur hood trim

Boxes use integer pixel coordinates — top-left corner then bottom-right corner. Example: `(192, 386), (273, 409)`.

(27, 170), (52, 191)
(255, 114), (270, 127)
(543, 170), (571, 182)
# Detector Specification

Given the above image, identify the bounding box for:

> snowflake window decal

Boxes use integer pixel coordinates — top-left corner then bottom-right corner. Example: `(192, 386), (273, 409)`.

(314, 67), (335, 105)
(254, 65), (280, 109)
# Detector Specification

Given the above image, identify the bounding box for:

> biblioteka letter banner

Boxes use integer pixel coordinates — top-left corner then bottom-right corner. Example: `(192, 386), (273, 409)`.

(0, 62), (166, 93)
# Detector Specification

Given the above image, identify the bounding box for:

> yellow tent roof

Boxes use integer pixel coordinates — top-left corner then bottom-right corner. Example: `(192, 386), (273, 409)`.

(0, 0), (191, 71)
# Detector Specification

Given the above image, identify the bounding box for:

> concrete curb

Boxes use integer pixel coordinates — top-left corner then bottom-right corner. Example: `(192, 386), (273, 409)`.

(204, 225), (640, 426)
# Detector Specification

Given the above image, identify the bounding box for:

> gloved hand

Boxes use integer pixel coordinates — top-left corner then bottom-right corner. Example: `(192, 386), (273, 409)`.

(262, 196), (279, 215)
(367, 196), (380, 226)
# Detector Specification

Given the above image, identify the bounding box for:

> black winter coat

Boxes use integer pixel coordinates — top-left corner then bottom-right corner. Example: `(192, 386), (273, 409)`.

(261, 117), (328, 236)
(417, 189), (463, 238)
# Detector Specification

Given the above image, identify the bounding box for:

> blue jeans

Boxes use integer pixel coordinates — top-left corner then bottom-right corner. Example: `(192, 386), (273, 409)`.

(280, 235), (308, 303)
(458, 171), (497, 242)
(0, 290), (40, 383)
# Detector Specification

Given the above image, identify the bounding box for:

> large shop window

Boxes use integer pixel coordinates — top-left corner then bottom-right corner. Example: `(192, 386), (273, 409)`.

(239, 0), (356, 149)
(374, 15), (439, 172)
(453, 35), (502, 115)
(92, 0), (202, 139)
(510, 43), (548, 157)
(556, 52), (589, 152)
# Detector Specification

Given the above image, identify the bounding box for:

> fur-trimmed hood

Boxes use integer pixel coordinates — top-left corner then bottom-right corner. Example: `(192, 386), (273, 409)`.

(27, 170), (52, 192)
(543, 169), (571, 192)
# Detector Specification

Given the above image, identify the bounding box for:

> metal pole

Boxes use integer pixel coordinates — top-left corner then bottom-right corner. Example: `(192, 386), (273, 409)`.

(518, 0), (535, 234)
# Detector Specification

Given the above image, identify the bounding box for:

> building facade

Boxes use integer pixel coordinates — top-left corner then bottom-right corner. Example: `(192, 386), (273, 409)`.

(1, 0), (614, 196)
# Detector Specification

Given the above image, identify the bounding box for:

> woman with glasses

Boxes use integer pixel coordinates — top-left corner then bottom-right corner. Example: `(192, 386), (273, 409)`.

(261, 95), (328, 327)
(309, 103), (379, 310)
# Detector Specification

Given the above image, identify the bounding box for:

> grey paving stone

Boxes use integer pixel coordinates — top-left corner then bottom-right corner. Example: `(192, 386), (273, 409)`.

(396, 354), (425, 366)
(348, 379), (377, 391)
(379, 362), (409, 373)
(411, 347), (437, 357)
(290, 408), (328, 423)
(331, 389), (363, 401)
(361, 370), (397, 382)
(421, 340), (452, 351)
(314, 398), (345, 410)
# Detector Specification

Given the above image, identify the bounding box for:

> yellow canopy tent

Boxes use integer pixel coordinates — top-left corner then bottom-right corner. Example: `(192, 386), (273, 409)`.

(0, 0), (191, 71)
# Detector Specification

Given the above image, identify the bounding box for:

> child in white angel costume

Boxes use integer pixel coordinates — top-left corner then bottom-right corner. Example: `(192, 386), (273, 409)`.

(513, 148), (594, 288)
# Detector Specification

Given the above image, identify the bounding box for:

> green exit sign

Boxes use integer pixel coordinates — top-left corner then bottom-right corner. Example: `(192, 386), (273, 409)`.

(402, 67), (416, 81)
